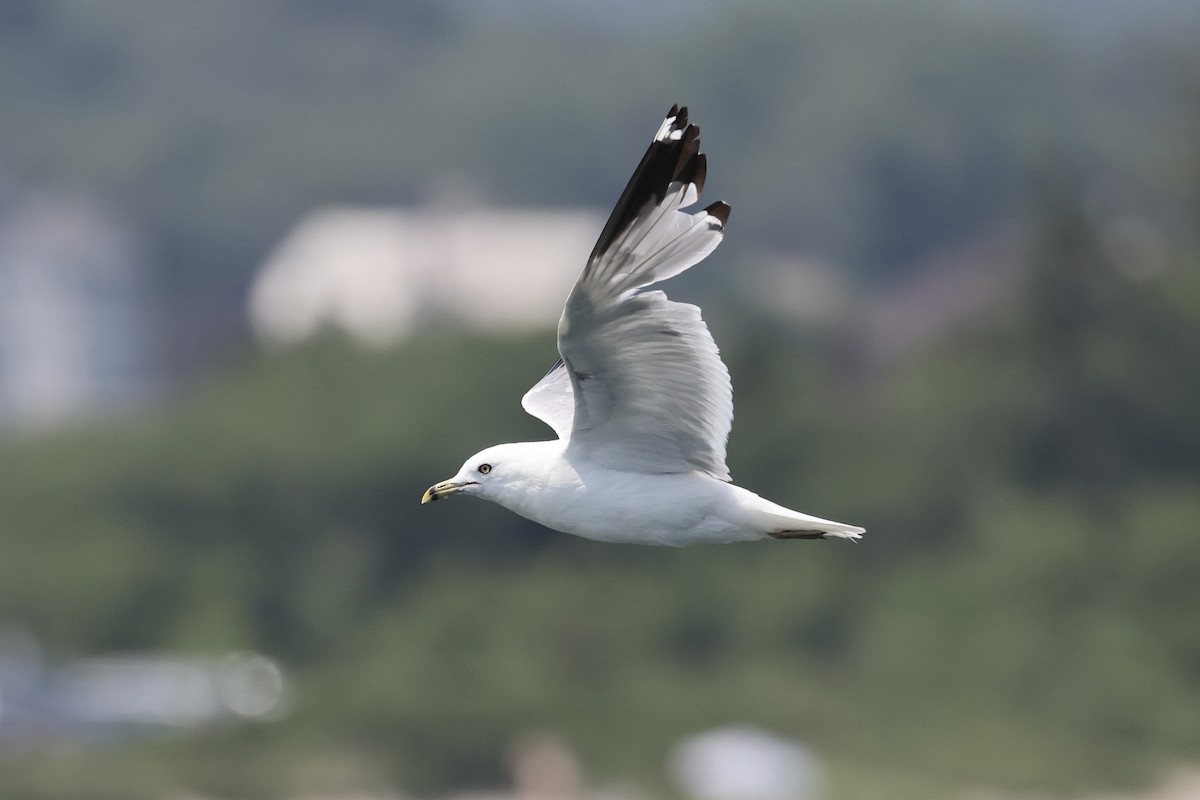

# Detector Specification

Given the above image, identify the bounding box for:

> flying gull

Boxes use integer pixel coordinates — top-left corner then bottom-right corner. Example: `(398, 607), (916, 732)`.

(422, 105), (864, 545)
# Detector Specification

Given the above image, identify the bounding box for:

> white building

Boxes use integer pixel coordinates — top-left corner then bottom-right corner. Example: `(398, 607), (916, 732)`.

(0, 193), (153, 431)
(247, 203), (605, 347)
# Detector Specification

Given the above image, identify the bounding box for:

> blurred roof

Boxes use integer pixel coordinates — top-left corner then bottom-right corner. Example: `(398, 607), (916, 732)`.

(248, 203), (604, 347)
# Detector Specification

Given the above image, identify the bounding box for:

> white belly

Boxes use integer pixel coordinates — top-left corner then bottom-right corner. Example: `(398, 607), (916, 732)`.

(498, 465), (764, 546)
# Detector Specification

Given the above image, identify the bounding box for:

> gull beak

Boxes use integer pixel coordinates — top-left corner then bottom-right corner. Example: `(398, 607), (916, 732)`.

(421, 479), (471, 504)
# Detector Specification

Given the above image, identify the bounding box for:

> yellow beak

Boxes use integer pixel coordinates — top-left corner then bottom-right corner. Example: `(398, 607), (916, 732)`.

(421, 479), (472, 504)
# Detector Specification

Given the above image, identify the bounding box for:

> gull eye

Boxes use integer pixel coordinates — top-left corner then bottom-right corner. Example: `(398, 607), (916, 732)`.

(478, 463), (492, 475)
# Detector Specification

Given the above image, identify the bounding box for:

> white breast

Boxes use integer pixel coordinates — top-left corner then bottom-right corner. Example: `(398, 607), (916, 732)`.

(494, 451), (762, 546)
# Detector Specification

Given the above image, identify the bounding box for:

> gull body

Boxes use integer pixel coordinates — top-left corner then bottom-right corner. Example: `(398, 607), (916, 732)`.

(423, 105), (864, 546)
(427, 441), (860, 546)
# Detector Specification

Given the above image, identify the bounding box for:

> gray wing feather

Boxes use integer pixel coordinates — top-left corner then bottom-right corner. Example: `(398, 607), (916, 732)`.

(561, 289), (733, 480)
(519, 105), (733, 477)
(548, 105), (733, 479)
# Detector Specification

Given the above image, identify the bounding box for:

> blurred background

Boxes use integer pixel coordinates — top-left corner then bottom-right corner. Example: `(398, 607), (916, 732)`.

(1, 1), (1199, 798)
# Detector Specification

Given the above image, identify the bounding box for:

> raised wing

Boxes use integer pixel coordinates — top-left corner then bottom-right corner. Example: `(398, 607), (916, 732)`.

(553, 104), (734, 479)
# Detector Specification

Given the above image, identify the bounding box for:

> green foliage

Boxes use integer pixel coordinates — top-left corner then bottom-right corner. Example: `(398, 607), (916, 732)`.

(3, 229), (1199, 796)
(2, 3), (1199, 797)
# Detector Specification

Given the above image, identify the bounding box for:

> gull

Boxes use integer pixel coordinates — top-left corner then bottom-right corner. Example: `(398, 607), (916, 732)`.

(422, 105), (864, 546)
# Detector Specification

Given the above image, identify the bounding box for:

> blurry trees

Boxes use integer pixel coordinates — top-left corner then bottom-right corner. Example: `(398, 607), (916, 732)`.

(1, 1), (1199, 798)
(2, 183), (1199, 793)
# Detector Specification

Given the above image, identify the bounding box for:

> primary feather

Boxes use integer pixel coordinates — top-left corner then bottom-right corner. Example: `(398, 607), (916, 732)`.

(524, 105), (734, 480)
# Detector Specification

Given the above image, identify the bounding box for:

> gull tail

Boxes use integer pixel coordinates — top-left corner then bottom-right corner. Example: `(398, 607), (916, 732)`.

(742, 493), (865, 542)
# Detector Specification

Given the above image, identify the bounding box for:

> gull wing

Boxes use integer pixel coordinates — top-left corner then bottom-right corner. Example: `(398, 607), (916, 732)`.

(521, 357), (574, 439)
(530, 104), (733, 479)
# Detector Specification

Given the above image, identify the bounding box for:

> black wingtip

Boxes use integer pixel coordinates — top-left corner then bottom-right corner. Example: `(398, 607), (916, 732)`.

(705, 201), (731, 227)
(588, 104), (715, 263)
(678, 153), (707, 195)
(672, 125), (702, 186)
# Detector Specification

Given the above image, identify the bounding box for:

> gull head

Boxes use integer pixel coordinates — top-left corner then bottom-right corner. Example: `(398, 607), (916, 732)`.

(421, 442), (541, 505)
